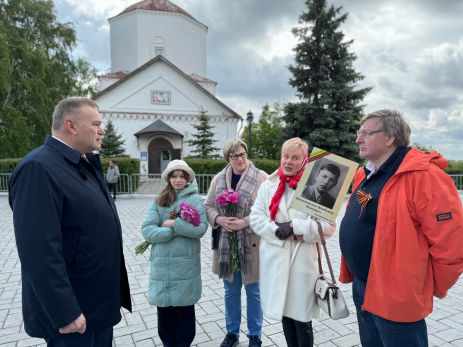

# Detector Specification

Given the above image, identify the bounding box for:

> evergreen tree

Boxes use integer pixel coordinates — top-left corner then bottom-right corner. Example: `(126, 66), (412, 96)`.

(99, 119), (126, 157)
(186, 107), (221, 159)
(281, 0), (371, 162)
(241, 103), (283, 159)
(0, 0), (98, 158)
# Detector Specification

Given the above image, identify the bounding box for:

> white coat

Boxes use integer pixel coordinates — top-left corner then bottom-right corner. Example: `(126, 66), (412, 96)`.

(250, 170), (336, 322)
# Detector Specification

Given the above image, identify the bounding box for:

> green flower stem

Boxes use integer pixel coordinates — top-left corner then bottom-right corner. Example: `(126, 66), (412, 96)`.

(135, 241), (151, 255)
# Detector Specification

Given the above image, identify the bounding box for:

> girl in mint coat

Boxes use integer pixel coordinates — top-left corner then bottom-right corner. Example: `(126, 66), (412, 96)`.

(141, 160), (208, 347)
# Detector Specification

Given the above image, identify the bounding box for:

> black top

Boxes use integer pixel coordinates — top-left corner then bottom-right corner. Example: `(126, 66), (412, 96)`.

(231, 172), (241, 191)
(339, 146), (410, 281)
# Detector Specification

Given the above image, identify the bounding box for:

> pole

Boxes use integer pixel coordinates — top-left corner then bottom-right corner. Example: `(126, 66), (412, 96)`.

(249, 124), (252, 159)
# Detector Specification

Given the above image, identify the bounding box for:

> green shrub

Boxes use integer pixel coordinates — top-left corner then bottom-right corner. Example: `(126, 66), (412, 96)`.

(184, 158), (280, 175)
(100, 158), (140, 175)
(0, 158), (23, 173)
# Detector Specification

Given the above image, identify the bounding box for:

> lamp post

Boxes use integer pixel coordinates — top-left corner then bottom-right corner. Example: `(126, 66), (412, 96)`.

(246, 111), (254, 159)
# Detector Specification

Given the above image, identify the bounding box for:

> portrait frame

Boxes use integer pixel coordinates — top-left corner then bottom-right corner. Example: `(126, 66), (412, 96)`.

(289, 147), (359, 223)
(151, 90), (171, 105)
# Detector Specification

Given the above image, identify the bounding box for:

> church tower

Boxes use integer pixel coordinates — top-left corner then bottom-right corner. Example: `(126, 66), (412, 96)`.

(93, 0), (240, 174)
(108, 0), (208, 77)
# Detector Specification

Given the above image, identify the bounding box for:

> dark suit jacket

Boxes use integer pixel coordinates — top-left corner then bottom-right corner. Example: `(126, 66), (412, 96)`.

(301, 184), (336, 209)
(9, 136), (131, 339)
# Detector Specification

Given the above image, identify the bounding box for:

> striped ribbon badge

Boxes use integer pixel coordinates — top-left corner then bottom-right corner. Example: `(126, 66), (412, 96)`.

(308, 149), (331, 163)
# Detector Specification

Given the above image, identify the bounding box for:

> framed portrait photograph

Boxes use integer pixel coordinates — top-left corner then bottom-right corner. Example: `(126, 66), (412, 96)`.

(151, 90), (171, 105)
(289, 148), (359, 223)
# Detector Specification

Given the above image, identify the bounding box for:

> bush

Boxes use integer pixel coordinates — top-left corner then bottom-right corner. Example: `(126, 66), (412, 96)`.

(0, 158), (23, 173)
(184, 158), (280, 175)
(445, 160), (463, 175)
(100, 158), (140, 175)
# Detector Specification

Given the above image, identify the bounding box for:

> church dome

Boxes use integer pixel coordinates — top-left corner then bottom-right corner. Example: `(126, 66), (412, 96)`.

(119, 0), (195, 19)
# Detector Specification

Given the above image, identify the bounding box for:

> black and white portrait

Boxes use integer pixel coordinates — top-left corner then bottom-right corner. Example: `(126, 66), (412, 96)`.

(301, 158), (350, 209)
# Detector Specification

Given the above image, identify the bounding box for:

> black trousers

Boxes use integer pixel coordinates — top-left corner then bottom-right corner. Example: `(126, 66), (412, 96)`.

(157, 305), (196, 347)
(107, 183), (117, 199)
(44, 327), (113, 347)
(282, 316), (314, 347)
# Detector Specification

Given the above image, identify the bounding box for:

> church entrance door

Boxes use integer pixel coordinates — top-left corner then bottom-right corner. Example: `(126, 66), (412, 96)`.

(148, 138), (173, 174)
(161, 150), (171, 173)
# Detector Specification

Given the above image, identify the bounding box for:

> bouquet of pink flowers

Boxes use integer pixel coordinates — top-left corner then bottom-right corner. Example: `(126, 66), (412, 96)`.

(136, 203), (201, 255)
(172, 203), (201, 227)
(216, 189), (240, 272)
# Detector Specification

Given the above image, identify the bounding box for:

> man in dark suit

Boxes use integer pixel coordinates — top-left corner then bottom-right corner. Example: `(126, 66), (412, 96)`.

(8, 97), (131, 346)
(301, 163), (340, 209)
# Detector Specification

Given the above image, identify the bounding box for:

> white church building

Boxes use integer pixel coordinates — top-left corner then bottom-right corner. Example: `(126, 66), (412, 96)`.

(92, 0), (242, 174)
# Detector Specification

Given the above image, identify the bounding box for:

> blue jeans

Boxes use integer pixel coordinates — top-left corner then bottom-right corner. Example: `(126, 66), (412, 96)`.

(223, 271), (263, 338)
(44, 327), (113, 347)
(352, 277), (428, 347)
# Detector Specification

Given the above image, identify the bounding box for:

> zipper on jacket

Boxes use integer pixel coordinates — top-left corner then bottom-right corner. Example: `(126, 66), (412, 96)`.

(362, 174), (399, 314)
(361, 305), (364, 322)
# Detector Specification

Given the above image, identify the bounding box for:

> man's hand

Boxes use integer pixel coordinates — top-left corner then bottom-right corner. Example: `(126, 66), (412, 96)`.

(162, 220), (175, 228)
(216, 216), (238, 232)
(59, 314), (86, 334)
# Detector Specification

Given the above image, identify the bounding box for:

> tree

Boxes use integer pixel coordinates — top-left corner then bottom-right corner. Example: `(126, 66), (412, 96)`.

(412, 142), (437, 153)
(99, 119), (126, 157)
(186, 107), (221, 159)
(241, 103), (283, 159)
(281, 0), (371, 162)
(0, 0), (98, 159)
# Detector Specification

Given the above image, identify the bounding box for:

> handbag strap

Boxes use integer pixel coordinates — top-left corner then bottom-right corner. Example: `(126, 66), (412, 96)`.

(315, 221), (337, 285)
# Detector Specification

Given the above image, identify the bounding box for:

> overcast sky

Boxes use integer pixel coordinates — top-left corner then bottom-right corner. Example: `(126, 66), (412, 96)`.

(55, 0), (463, 159)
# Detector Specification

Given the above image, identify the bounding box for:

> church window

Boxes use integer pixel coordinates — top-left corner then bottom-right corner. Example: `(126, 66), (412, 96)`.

(151, 36), (166, 59)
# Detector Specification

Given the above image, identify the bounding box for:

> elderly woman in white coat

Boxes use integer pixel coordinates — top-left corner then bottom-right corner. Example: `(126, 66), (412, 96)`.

(250, 137), (336, 347)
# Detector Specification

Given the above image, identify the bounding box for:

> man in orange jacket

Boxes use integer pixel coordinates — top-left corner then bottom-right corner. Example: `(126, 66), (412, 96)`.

(339, 109), (463, 346)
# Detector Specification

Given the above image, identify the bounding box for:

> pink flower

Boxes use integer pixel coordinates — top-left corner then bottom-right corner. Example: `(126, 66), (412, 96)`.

(229, 195), (238, 203)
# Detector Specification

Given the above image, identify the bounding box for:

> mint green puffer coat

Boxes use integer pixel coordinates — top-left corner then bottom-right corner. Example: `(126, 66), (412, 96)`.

(141, 180), (208, 307)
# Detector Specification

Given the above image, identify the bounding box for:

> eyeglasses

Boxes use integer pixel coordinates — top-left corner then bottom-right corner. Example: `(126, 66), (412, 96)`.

(229, 152), (247, 160)
(357, 130), (382, 139)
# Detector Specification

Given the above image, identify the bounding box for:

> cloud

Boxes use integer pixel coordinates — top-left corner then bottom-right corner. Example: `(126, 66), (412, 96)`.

(55, 0), (463, 159)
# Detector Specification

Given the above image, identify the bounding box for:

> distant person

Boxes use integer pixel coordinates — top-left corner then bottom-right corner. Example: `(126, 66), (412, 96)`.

(8, 97), (131, 346)
(301, 164), (340, 209)
(107, 160), (120, 201)
(141, 160), (208, 347)
(339, 109), (463, 346)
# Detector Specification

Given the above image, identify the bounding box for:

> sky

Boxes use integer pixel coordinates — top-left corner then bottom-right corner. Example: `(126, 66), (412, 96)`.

(54, 0), (463, 159)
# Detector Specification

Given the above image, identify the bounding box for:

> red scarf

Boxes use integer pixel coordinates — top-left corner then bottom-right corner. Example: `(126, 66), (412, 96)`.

(269, 152), (308, 221)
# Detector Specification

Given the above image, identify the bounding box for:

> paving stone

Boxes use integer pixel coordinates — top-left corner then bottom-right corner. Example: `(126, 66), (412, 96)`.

(0, 195), (463, 346)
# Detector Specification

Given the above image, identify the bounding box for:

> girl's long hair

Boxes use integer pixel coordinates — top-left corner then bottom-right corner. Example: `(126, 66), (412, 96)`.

(157, 170), (190, 207)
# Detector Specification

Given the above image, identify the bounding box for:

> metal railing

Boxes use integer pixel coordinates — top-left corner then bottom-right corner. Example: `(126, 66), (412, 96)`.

(129, 174), (216, 196)
(0, 172), (216, 196)
(2, 173), (463, 195)
(195, 174), (216, 195)
(0, 173), (11, 192)
(450, 175), (463, 190)
(103, 174), (131, 195)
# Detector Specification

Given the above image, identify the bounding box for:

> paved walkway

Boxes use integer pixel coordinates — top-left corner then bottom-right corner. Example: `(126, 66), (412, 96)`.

(1, 194), (463, 347)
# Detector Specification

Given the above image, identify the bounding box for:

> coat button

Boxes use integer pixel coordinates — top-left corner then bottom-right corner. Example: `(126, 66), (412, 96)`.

(253, 244), (256, 247)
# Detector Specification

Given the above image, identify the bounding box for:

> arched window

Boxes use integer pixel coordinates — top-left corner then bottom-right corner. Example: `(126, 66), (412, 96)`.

(151, 36), (166, 58)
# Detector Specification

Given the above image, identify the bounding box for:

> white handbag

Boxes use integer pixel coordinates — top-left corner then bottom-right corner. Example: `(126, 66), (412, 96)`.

(313, 222), (349, 320)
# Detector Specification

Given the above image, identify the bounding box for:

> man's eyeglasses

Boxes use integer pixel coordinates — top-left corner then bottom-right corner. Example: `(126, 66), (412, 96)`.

(357, 130), (382, 139)
(229, 152), (247, 160)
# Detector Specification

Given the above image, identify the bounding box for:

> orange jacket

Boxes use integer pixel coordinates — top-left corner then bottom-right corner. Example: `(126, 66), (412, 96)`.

(339, 148), (463, 322)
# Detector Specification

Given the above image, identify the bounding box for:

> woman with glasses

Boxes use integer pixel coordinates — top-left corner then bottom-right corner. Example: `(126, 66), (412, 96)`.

(205, 138), (268, 347)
